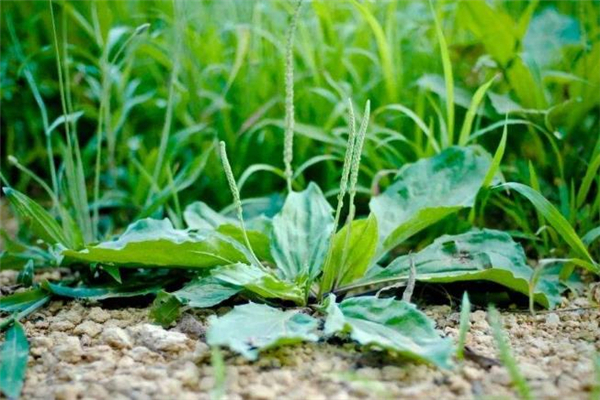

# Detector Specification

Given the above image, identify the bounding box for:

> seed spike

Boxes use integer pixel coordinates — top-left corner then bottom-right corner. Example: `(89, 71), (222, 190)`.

(337, 100), (370, 287)
(319, 98), (360, 298)
(219, 142), (263, 269)
(283, 0), (303, 193)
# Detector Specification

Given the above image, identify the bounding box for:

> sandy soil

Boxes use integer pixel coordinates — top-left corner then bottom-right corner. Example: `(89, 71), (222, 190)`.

(1, 269), (599, 400)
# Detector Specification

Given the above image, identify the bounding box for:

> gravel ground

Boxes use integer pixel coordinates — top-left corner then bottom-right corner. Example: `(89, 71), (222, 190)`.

(1, 269), (599, 400)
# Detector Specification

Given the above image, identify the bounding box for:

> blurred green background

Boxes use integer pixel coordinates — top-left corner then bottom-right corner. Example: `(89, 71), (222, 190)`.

(1, 0), (599, 256)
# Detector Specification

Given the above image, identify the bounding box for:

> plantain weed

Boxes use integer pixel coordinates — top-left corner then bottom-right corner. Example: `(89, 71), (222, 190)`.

(1, 2), (599, 398)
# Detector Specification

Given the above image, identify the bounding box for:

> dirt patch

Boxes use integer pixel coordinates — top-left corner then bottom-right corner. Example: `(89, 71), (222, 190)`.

(1, 271), (599, 400)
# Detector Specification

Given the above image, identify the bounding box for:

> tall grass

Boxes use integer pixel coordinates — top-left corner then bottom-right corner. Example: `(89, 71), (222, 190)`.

(1, 0), (598, 262)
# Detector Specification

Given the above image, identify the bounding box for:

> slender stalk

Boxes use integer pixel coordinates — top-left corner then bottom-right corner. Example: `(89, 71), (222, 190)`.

(283, 0), (303, 192)
(337, 100), (370, 287)
(318, 99), (358, 299)
(49, 0), (93, 243)
(219, 142), (263, 270)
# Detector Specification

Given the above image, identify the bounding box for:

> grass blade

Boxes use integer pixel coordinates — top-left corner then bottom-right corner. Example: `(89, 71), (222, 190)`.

(0, 322), (29, 399)
(456, 291), (471, 360)
(149, 0), (183, 201)
(3, 187), (72, 248)
(482, 119), (508, 188)
(488, 306), (532, 400)
(49, 0), (93, 243)
(458, 76), (496, 146)
(210, 347), (227, 400)
(430, 0), (454, 146)
(352, 0), (397, 103)
(497, 182), (597, 269)
(576, 153), (600, 209)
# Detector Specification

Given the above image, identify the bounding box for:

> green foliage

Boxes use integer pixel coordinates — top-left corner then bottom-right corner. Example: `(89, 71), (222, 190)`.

(3, 188), (75, 248)
(323, 214), (378, 288)
(211, 263), (306, 305)
(172, 276), (240, 309)
(497, 183), (597, 272)
(0, 322), (29, 399)
(41, 275), (169, 300)
(1, 0), (599, 381)
(360, 229), (563, 308)
(184, 202), (274, 262)
(369, 146), (492, 254)
(0, 289), (49, 313)
(150, 291), (182, 328)
(323, 295), (454, 368)
(270, 183), (334, 281)
(456, 292), (471, 360)
(206, 302), (319, 360)
(63, 218), (251, 268)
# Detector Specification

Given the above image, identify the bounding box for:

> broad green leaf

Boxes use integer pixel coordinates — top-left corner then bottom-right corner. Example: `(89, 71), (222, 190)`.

(271, 183), (334, 280)
(0, 322), (29, 399)
(523, 8), (580, 69)
(323, 295), (453, 368)
(0, 288), (49, 313)
(363, 229), (564, 308)
(321, 214), (378, 294)
(63, 218), (250, 268)
(211, 263), (305, 305)
(369, 146), (491, 255)
(150, 291), (181, 327)
(172, 276), (240, 309)
(184, 201), (234, 230)
(216, 225), (273, 263)
(497, 183), (597, 271)
(41, 272), (173, 300)
(207, 302), (319, 360)
(184, 202), (273, 262)
(3, 188), (72, 248)
(218, 194), (284, 223)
